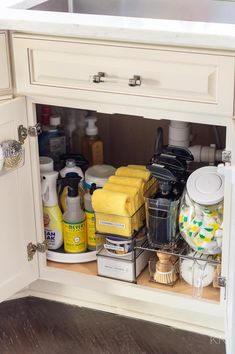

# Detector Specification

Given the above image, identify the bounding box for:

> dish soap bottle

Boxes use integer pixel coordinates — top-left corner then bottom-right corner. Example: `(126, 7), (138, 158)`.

(41, 171), (63, 250)
(82, 116), (103, 166)
(63, 179), (87, 253)
(84, 183), (97, 251)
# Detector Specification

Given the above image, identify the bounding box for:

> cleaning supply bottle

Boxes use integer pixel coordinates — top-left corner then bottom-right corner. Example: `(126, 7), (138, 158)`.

(41, 170), (63, 250)
(38, 115), (66, 165)
(59, 159), (85, 211)
(82, 116), (103, 166)
(63, 179), (87, 253)
(72, 110), (87, 154)
(41, 105), (52, 132)
(64, 109), (77, 153)
(84, 183), (97, 251)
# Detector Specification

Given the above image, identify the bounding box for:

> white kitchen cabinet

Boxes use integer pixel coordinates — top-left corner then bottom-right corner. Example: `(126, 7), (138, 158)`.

(0, 31), (12, 100)
(1, 30), (235, 353)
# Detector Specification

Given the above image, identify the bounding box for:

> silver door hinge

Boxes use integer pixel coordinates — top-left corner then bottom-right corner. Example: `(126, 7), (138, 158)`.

(222, 150), (231, 164)
(18, 123), (42, 145)
(27, 240), (48, 261)
(218, 276), (226, 300)
(218, 276), (226, 288)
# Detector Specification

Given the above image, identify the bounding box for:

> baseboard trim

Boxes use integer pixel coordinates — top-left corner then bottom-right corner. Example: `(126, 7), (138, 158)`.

(28, 279), (225, 339)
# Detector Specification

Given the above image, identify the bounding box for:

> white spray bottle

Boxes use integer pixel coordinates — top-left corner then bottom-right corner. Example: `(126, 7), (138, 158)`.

(41, 171), (63, 250)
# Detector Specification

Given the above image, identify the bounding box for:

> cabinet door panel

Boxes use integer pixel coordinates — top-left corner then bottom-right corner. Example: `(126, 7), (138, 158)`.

(0, 98), (38, 302)
(226, 176), (235, 354)
(0, 32), (12, 100)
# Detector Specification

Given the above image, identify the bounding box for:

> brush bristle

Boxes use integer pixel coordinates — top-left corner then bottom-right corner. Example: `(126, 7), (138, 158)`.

(154, 269), (177, 285)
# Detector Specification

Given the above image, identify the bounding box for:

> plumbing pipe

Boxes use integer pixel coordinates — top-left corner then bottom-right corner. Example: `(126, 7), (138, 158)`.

(169, 121), (190, 147)
(169, 121), (222, 164)
(189, 144), (222, 165)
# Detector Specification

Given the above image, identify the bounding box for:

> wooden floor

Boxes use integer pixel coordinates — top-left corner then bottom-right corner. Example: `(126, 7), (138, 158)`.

(0, 297), (225, 354)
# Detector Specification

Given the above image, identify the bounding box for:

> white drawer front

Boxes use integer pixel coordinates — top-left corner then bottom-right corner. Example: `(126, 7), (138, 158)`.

(13, 36), (235, 116)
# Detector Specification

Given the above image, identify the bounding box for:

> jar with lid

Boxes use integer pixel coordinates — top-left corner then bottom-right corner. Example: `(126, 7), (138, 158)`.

(179, 166), (224, 254)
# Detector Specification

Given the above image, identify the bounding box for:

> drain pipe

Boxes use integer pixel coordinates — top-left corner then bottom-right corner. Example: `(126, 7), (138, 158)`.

(168, 121), (222, 165)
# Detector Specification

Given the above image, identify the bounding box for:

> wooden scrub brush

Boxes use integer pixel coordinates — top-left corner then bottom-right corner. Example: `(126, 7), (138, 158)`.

(154, 252), (178, 285)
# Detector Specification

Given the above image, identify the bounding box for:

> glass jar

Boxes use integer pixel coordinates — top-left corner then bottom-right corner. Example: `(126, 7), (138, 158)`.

(179, 166), (224, 255)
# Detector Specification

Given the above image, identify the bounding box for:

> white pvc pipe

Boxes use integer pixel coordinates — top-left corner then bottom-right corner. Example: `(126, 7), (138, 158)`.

(169, 120), (190, 147)
(169, 120), (222, 164)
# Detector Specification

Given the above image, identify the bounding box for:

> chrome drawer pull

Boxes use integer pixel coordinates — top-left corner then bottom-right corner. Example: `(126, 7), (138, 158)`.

(129, 75), (141, 87)
(93, 72), (105, 83)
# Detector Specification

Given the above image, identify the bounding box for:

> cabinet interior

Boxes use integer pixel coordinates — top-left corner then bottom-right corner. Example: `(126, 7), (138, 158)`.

(36, 103), (226, 303)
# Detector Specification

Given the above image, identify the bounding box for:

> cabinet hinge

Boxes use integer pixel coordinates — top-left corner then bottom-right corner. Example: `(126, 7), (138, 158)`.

(18, 123), (42, 145)
(27, 240), (48, 261)
(218, 276), (226, 300)
(222, 150), (231, 164)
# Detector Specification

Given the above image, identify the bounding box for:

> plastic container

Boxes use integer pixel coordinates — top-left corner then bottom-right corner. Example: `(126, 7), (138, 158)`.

(2, 140), (24, 169)
(60, 159), (84, 180)
(39, 156), (54, 172)
(63, 181), (87, 253)
(145, 197), (180, 249)
(82, 116), (103, 166)
(0, 145), (4, 171)
(179, 166), (224, 254)
(84, 184), (97, 251)
(105, 236), (133, 256)
(85, 164), (116, 189)
(38, 115), (66, 162)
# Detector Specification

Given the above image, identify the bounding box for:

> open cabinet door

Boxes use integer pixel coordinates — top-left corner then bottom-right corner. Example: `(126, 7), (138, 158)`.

(0, 97), (39, 302)
(225, 167), (235, 354)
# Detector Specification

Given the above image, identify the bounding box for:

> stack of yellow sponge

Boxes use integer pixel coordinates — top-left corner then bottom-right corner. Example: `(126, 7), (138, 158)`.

(92, 165), (157, 237)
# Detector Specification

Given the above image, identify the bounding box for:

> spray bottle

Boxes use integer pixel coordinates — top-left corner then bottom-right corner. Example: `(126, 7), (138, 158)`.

(59, 159), (85, 211)
(84, 183), (98, 251)
(41, 171), (63, 250)
(63, 178), (87, 253)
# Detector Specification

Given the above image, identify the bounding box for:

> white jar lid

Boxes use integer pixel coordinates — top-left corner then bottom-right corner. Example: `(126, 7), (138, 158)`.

(85, 164), (116, 188)
(186, 166), (224, 205)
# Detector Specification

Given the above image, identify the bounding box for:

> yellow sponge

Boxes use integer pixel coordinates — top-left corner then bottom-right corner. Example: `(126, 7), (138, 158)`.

(127, 164), (147, 171)
(108, 175), (145, 202)
(103, 182), (142, 212)
(115, 166), (150, 182)
(92, 188), (131, 216)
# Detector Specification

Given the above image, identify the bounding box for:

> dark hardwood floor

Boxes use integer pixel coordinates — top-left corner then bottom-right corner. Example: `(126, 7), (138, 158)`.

(0, 297), (225, 354)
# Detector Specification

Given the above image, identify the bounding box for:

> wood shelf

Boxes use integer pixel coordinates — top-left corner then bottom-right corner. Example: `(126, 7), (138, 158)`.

(47, 260), (220, 302)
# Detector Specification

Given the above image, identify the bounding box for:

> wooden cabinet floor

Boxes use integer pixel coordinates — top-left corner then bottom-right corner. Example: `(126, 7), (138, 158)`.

(0, 297), (225, 354)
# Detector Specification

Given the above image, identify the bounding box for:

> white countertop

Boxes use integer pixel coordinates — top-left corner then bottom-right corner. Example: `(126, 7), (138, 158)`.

(1, 0), (235, 51)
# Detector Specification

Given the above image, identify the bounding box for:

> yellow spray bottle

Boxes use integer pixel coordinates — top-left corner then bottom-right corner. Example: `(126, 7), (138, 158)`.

(63, 179), (87, 253)
(41, 170), (63, 250)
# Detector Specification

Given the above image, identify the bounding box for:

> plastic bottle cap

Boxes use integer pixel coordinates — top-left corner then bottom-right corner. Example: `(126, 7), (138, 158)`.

(50, 115), (61, 126)
(66, 159), (76, 168)
(186, 166), (224, 205)
(85, 164), (116, 188)
(85, 116), (98, 136)
(39, 156), (54, 172)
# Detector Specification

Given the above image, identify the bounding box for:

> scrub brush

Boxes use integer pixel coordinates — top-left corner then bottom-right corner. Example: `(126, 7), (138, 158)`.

(154, 252), (178, 285)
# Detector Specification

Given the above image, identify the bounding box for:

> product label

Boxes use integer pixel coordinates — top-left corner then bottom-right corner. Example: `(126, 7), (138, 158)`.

(49, 136), (66, 157)
(104, 244), (125, 251)
(63, 220), (87, 253)
(44, 229), (62, 249)
(43, 208), (63, 250)
(85, 210), (97, 247)
(99, 220), (126, 229)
